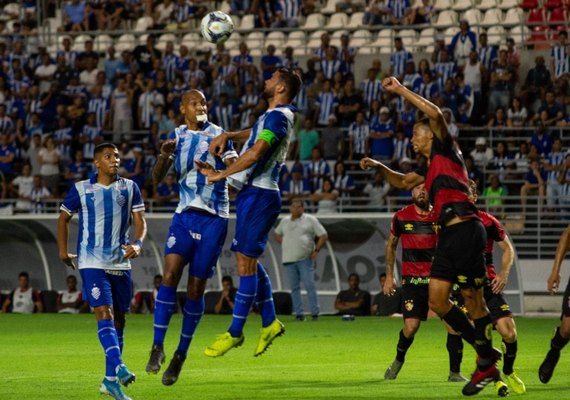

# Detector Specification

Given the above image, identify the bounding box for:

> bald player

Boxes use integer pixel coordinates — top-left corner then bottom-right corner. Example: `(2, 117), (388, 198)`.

(145, 90), (238, 385)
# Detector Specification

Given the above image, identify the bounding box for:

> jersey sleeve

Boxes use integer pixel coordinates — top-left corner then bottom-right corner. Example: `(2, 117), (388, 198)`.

(274, 218), (285, 235)
(131, 182), (145, 213)
(310, 215), (327, 237)
(257, 110), (289, 146)
(487, 213), (506, 242)
(60, 184), (81, 215)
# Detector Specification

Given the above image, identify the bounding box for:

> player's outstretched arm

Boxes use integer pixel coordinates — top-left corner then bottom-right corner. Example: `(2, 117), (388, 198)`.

(209, 128), (252, 156)
(384, 233), (399, 295)
(492, 235), (514, 294)
(360, 157), (424, 190)
(549, 224), (570, 294)
(382, 76), (448, 141)
(152, 140), (175, 186)
(58, 211), (77, 270)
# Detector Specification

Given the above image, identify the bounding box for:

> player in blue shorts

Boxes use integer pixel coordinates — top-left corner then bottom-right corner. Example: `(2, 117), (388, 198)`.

(145, 90), (238, 385)
(196, 67), (303, 357)
(58, 143), (147, 400)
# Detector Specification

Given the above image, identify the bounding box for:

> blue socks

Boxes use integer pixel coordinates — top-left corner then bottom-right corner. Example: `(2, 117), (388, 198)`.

(176, 298), (205, 356)
(228, 274), (257, 338)
(256, 262), (276, 328)
(116, 328), (124, 354)
(153, 284), (177, 347)
(97, 319), (122, 378)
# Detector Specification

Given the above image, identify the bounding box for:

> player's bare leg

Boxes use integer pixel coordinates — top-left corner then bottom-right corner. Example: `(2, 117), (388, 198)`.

(539, 315), (570, 383)
(385, 318), (421, 380)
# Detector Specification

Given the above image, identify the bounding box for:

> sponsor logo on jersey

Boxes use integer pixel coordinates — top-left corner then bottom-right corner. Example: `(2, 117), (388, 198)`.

(404, 223), (414, 231)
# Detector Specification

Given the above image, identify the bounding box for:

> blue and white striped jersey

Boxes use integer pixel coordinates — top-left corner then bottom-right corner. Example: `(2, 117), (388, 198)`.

(319, 58), (345, 80)
(546, 151), (566, 183)
(228, 105), (297, 191)
(88, 97), (108, 129)
(349, 121), (370, 154)
(551, 44), (570, 78)
(60, 175), (145, 270)
(81, 125), (102, 159)
(390, 50), (413, 77)
(360, 79), (383, 107)
(316, 91), (339, 125)
(169, 122), (238, 217)
(163, 53), (179, 82)
(478, 45), (497, 70)
(276, 0), (301, 19)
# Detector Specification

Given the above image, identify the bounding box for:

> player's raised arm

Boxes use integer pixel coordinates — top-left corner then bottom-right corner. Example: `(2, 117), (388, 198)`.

(382, 76), (448, 141)
(209, 128), (252, 156)
(548, 224), (570, 294)
(360, 157), (424, 190)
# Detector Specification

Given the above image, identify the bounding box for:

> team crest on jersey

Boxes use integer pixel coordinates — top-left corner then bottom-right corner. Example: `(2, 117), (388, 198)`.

(404, 223), (413, 231)
(404, 299), (414, 311)
(116, 194), (126, 207)
(167, 235), (176, 249)
(91, 285), (101, 300)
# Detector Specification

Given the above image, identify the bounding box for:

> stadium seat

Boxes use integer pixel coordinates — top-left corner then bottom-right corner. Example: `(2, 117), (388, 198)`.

(308, 29), (327, 49)
(326, 12), (349, 29)
(322, 0), (343, 14)
(204, 291), (219, 314)
(372, 29), (393, 48)
(480, 8), (503, 26)
(272, 292), (293, 315)
(231, 15), (241, 29)
(94, 34), (113, 53)
(433, 10), (458, 27)
(246, 31), (265, 50)
(220, 1), (231, 13)
(138, 33), (149, 45)
(240, 14), (255, 30)
(544, 0), (563, 9)
(330, 30), (348, 47)
(416, 27), (436, 46)
(156, 33), (177, 52)
(520, 0), (539, 10)
(358, 46), (378, 55)
(444, 26), (460, 42)
(351, 29), (373, 47)
(528, 25), (549, 44)
(510, 25), (532, 42)
(527, 8), (546, 24)
(181, 32), (201, 48)
(134, 16), (153, 32)
(44, 17), (62, 38)
(41, 290), (58, 313)
(3, 2), (20, 18)
(399, 29), (418, 49)
(225, 32), (243, 48)
(434, 0), (453, 10)
(549, 7), (567, 23)
(486, 26), (505, 45)
(303, 13), (325, 29)
(477, 0), (498, 9)
(452, 0), (473, 11)
(71, 34), (92, 52)
(497, 0), (518, 9)
(115, 34), (136, 52)
(462, 9), (482, 25)
(503, 8), (524, 25)
(266, 31), (286, 47)
(284, 31), (306, 49)
(349, 11), (365, 27)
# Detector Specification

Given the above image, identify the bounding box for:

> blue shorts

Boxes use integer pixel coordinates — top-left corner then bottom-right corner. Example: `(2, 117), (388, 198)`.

(79, 268), (132, 312)
(231, 186), (281, 257)
(164, 209), (228, 279)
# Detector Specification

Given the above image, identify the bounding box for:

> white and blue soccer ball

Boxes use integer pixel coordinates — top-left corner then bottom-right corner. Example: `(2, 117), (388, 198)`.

(200, 11), (234, 44)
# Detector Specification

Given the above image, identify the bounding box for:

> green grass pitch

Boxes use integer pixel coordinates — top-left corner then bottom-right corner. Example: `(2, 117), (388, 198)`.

(1, 314), (569, 399)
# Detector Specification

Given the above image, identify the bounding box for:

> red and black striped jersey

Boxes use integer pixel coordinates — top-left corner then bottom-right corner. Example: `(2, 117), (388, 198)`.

(416, 133), (478, 225)
(479, 210), (506, 279)
(391, 204), (438, 277)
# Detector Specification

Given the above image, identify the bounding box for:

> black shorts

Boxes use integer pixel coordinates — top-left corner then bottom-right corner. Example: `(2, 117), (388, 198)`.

(402, 280), (430, 321)
(431, 218), (487, 289)
(450, 284), (469, 315)
(561, 277), (570, 318)
(484, 284), (512, 323)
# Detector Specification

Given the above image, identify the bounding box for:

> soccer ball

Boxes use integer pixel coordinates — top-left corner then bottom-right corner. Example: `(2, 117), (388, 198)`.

(200, 11), (234, 44)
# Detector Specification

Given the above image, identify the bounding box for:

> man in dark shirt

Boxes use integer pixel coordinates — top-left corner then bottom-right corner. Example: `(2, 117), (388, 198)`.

(338, 79), (362, 128)
(488, 49), (514, 115)
(334, 273), (371, 316)
(214, 276), (237, 315)
(371, 273), (402, 316)
(133, 35), (161, 76)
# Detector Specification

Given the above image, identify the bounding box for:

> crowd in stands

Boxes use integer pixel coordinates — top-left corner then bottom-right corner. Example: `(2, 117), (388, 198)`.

(0, 0), (568, 215)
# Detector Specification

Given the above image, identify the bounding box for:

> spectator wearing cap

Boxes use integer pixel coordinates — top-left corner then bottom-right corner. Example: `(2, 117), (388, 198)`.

(314, 80), (339, 128)
(348, 111), (370, 161)
(360, 67), (383, 109)
(488, 49), (514, 115)
(389, 37), (413, 81)
(61, 0), (87, 32)
(550, 30), (570, 79)
(450, 19), (477, 67)
(338, 79), (362, 128)
(321, 114), (345, 161)
(297, 119), (320, 161)
(369, 107), (395, 161)
(470, 137), (494, 169)
(283, 161), (311, 202)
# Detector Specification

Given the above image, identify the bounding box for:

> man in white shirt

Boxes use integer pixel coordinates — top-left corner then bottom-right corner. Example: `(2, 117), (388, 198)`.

(470, 137), (494, 169)
(34, 53), (57, 94)
(275, 198), (328, 321)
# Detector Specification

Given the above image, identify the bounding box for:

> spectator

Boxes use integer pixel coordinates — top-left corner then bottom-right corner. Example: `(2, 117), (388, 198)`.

(339, 33), (357, 78)
(153, 0), (175, 29)
(79, 113), (103, 160)
(311, 32), (331, 62)
(470, 137), (494, 169)
(133, 35), (161, 76)
(389, 37), (413, 81)
(154, 172), (179, 210)
(348, 111), (370, 162)
(550, 30), (569, 80)
(360, 67), (383, 109)
(537, 90), (564, 126)
(274, 197), (328, 321)
(433, 49), (456, 89)
(405, 0), (433, 25)
(214, 276), (237, 315)
(38, 136), (60, 196)
(283, 161), (311, 201)
(544, 138), (566, 211)
(488, 49), (514, 115)
(131, 275), (162, 314)
(64, 149), (91, 190)
(25, 175), (52, 213)
(210, 92), (237, 131)
(418, 71), (439, 100)
(450, 19), (477, 67)
(272, 0), (302, 28)
(477, 32), (497, 71)
(334, 273), (371, 316)
(314, 80), (339, 127)
(260, 44), (283, 81)
(482, 174), (507, 216)
(363, 0), (391, 26)
(514, 141), (530, 172)
(1, 272), (43, 313)
(110, 78), (133, 142)
(371, 273), (402, 316)
(138, 79), (165, 129)
(311, 178), (339, 214)
(523, 56), (551, 113)
(507, 96), (528, 127)
(487, 106), (508, 129)
(369, 106), (395, 160)
(392, 130), (410, 162)
(297, 118), (320, 161)
(282, 46), (299, 70)
(465, 155), (483, 190)
(212, 53), (238, 98)
(530, 122), (553, 156)
(0, 133), (15, 180)
(520, 160), (547, 215)
(399, 99), (417, 138)
(61, 0), (87, 32)
(34, 53), (57, 94)
(338, 79), (362, 128)
(506, 37), (521, 83)
(319, 47), (346, 81)
(10, 163), (33, 212)
(490, 141), (514, 182)
(363, 170), (391, 211)
(57, 275), (84, 314)
(387, 0), (411, 25)
(238, 81), (259, 129)
(333, 160), (355, 204)
(321, 114), (345, 161)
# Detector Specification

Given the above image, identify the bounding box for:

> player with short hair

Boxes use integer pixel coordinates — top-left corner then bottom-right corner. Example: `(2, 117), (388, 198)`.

(360, 76), (499, 396)
(197, 67), (302, 357)
(58, 143), (147, 400)
(144, 89), (237, 385)
(383, 183), (467, 382)
(539, 221), (570, 384)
